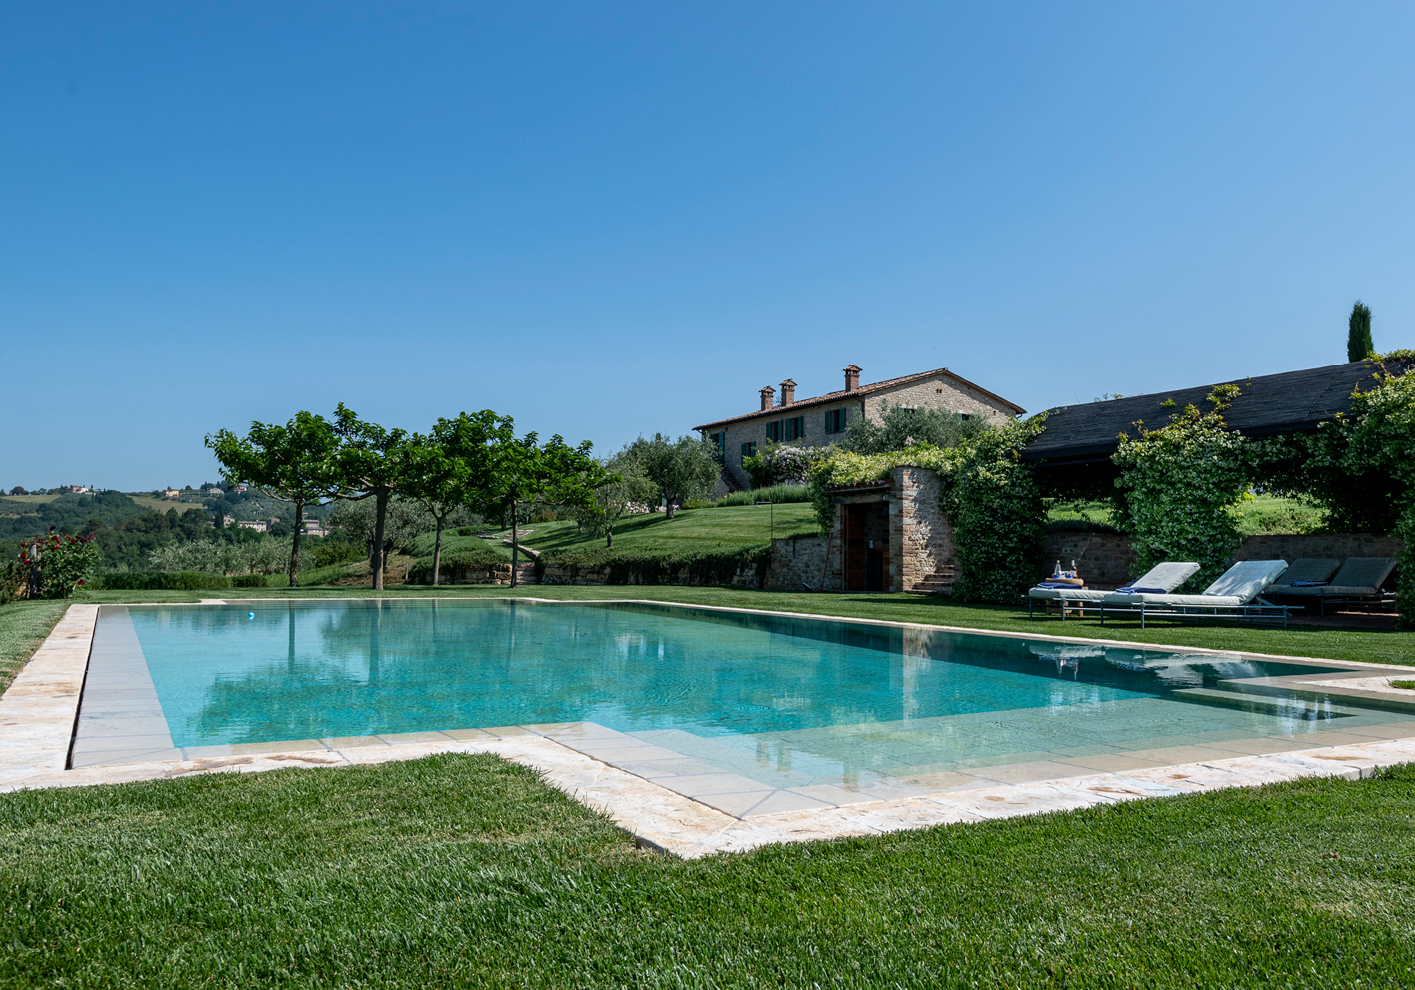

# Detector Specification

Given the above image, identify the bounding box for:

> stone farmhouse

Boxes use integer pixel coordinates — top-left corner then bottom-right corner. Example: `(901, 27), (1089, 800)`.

(694, 364), (1025, 493)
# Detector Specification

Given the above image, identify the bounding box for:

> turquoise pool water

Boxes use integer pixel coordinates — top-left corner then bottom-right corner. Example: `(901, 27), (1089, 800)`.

(79, 600), (1411, 796)
(121, 599), (1348, 740)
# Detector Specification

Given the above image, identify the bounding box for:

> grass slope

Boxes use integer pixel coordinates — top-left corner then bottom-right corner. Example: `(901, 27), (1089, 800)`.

(1046, 493), (1328, 536)
(127, 496), (207, 514)
(504, 503), (819, 557)
(2, 753), (1414, 987)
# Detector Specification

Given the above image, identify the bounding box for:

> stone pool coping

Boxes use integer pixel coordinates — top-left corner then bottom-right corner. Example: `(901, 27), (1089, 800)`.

(4, 598), (1415, 859)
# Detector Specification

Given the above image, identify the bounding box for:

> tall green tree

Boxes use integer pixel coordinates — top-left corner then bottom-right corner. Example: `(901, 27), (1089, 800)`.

(402, 413), (497, 586)
(627, 434), (719, 519)
(1348, 301), (1374, 362)
(329, 405), (409, 591)
(205, 412), (345, 586)
(470, 418), (603, 587)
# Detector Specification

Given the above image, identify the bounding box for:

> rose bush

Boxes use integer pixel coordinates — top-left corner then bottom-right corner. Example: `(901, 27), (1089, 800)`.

(19, 532), (102, 599)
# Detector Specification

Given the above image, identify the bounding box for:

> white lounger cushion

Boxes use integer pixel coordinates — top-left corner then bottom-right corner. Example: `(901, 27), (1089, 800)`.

(1030, 561), (1200, 601)
(1102, 560), (1288, 607)
(1028, 587), (1110, 601)
(1132, 561), (1201, 592)
(1101, 592), (1246, 607)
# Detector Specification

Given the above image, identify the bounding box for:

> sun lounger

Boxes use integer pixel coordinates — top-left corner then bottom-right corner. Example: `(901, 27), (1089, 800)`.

(1268, 557), (1397, 615)
(1263, 558), (1340, 592)
(1027, 561), (1199, 620)
(1099, 560), (1296, 628)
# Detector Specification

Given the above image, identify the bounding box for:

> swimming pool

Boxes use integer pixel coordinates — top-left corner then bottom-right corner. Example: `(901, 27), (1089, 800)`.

(73, 599), (1415, 817)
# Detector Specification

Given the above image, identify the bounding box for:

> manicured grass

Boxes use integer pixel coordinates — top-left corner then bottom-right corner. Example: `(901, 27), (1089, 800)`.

(0, 598), (70, 691)
(405, 530), (509, 559)
(501, 503), (819, 555)
(1235, 494), (1328, 536)
(1390, 680), (1415, 690)
(3, 752), (1415, 987)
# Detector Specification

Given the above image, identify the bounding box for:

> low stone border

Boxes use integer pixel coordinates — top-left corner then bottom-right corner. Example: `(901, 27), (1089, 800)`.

(0, 604), (98, 782)
(2, 729), (1411, 857)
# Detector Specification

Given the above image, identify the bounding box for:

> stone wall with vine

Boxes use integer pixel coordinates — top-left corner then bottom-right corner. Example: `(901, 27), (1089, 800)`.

(807, 418), (1047, 603)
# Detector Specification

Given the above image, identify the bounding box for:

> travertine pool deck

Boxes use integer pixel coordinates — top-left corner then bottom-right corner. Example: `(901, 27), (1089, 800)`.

(4, 599), (1415, 858)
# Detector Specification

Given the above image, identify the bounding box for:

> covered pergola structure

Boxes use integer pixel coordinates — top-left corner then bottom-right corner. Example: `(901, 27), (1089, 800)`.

(1020, 358), (1405, 496)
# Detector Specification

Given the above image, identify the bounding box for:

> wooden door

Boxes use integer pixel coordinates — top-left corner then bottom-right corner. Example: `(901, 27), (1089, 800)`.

(844, 505), (866, 591)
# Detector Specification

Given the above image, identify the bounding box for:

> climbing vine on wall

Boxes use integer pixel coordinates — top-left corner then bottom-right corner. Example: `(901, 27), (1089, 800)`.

(939, 420), (1049, 603)
(806, 417), (1047, 603)
(1112, 385), (1249, 591)
(1312, 369), (1415, 627)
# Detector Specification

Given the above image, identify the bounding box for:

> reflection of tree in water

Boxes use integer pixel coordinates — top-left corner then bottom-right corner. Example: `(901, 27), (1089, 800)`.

(189, 658), (382, 744)
(184, 599), (916, 743)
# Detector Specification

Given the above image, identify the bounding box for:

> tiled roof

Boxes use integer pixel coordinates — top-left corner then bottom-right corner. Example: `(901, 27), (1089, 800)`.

(1021, 359), (1410, 466)
(692, 367), (1025, 431)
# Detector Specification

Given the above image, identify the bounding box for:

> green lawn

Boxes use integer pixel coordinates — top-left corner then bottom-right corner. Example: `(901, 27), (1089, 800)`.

(501, 503), (819, 556)
(2, 752), (1414, 987)
(0, 598), (70, 692)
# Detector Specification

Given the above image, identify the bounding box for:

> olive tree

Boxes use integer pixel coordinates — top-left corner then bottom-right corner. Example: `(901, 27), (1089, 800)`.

(627, 433), (719, 518)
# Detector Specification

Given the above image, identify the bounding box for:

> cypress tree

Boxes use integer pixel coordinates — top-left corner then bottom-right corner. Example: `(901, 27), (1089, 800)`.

(1348, 300), (1374, 362)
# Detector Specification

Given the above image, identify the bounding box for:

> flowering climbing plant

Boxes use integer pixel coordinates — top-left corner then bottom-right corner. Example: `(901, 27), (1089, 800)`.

(18, 532), (102, 599)
(1112, 385), (1250, 591)
(741, 442), (832, 488)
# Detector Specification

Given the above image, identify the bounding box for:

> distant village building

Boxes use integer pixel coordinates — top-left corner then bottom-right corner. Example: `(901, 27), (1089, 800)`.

(695, 364), (1024, 493)
(236, 519), (270, 533)
(66, 485), (91, 494)
(232, 484), (249, 493)
(203, 486), (224, 496)
(302, 520), (329, 538)
(162, 488), (180, 499)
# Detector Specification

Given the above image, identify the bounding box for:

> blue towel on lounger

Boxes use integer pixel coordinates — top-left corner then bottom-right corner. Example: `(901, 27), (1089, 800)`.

(1114, 586), (1167, 594)
(1290, 580), (1329, 587)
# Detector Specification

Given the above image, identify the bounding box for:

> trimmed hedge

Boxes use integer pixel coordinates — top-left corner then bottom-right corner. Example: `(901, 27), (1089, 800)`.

(407, 543), (512, 584)
(91, 572), (232, 590)
(544, 545), (772, 586)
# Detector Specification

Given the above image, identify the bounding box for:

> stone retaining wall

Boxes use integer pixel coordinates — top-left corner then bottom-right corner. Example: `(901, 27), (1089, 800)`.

(763, 534), (829, 591)
(1041, 531), (1402, 590)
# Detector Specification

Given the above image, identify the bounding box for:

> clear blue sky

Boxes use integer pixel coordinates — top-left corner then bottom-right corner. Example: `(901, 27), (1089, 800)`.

(3, 2), (1412, 490)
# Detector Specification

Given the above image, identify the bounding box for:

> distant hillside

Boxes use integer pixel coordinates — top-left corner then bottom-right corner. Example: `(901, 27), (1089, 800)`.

(0, 491), (157, 541)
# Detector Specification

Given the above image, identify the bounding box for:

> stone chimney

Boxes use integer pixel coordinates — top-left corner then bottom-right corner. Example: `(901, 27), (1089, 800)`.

(843, 365), (862, 392)
(759, 385), (776, 411)
(779, 379), (796, 406)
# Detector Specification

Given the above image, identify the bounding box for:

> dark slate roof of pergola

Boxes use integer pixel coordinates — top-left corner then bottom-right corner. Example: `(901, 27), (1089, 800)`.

(1022, 359), (1404, 467)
